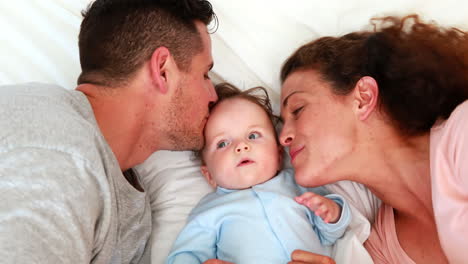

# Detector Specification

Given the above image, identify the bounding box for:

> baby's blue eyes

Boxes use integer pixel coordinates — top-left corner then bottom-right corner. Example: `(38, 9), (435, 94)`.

(217, 141), (229, 149)
(215, 132), (261, 149)
(248, 132), (260, 140)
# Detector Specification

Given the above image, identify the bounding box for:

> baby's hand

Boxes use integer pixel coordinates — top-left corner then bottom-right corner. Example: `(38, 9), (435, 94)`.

(295, 192), (341, 223)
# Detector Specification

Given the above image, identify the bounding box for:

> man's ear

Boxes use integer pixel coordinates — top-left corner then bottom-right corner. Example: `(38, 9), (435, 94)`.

(201, 165), (217, 188)
(353, 76), (379, 121)
(149, 47), (172, 94)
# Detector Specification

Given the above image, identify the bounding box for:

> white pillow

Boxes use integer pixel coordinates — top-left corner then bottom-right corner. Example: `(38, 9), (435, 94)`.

(135, 151), (213, 264)
(0, 0), (88, 88)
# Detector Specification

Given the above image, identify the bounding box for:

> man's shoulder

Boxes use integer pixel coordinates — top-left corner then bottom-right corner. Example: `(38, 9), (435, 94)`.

(0, 82), (71, 98)
(0, 82), (85, 114)
(0, 82), (111, 171)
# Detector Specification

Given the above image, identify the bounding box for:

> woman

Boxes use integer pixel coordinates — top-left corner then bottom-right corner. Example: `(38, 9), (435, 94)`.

(280, 15), (468, 264)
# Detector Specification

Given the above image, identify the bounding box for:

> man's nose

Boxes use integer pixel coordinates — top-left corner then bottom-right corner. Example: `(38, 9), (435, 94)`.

(208, 81), (218, 102)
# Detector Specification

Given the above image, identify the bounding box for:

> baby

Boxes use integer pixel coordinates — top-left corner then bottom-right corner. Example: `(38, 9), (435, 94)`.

(166, 83), (351, 264)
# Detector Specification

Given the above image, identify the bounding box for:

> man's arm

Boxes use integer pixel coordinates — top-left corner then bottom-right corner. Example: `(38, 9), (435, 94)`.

(0, 148), (103, 263)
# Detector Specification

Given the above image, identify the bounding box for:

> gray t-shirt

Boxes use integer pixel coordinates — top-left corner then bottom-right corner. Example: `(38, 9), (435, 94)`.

(0, 83), (151, 264)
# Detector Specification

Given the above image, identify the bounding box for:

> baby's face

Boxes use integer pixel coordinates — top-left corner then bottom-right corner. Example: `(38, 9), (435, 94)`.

(201, 97), (281, 189)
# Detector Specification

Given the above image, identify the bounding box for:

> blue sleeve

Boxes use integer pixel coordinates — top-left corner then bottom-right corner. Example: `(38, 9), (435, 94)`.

(310, 194), (352, 246)
(166, 215), (217, 264)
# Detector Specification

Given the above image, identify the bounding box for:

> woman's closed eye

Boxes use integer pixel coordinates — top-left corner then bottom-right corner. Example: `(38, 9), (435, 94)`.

(248, 132), (261, 140)
(292, 106), (304, 117)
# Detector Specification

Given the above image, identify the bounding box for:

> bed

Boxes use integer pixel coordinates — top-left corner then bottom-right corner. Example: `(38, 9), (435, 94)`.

(2, 0), (467, 263)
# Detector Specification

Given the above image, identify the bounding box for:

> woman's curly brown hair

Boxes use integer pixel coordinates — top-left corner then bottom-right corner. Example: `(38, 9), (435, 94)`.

(281, 14), (468, 136)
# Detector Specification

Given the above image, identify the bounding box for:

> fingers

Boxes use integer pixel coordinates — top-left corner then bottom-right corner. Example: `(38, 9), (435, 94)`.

(296, 192), (326, 212)
(315, 204), (332, 223)
(315, 204), (329, 216)
(295, 192), (316, 204)
(290, 250), (336, 264)
(319, 199), (341, 223)
(296, 193), (341, 223)
(295, 192), (321, 210)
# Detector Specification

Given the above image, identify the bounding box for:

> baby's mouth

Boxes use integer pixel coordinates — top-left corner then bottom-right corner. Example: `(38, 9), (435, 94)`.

(237, 159), (254, 167)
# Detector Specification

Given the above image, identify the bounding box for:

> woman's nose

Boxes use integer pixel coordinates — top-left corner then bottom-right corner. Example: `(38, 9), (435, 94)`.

(236, 142), (250, 153)
(279, 125), (294, 146)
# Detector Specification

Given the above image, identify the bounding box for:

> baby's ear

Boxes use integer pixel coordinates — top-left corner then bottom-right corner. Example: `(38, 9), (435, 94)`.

(201, 165), (217, 188)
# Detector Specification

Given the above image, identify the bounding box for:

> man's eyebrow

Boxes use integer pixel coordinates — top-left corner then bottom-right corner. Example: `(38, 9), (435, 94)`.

(282, 91), (302, 107)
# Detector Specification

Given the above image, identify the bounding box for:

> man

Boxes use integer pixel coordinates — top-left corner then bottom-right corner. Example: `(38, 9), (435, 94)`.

(0, 0), (217, 263)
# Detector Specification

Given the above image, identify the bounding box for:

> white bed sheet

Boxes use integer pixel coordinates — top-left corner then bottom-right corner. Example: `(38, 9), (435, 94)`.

(2, 1), (468, 264)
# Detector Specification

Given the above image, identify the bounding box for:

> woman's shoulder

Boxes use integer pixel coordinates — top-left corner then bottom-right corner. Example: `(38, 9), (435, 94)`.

(430, 101), (468, 263)
(431, 100), (468, 150)
(365, 204), (416, 264)
(448, 100), (468, 122)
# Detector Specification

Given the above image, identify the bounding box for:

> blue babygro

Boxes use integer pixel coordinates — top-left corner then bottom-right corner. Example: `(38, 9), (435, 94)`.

(166, 168), (351, 264)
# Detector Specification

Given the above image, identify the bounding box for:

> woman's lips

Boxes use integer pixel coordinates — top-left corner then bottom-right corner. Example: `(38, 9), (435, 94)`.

(289, 146), (304, 163)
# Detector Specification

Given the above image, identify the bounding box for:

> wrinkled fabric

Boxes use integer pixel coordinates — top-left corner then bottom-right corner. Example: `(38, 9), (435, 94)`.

(431, 100), (468, 264)
(167, 169), (351, 264)
(364, 204), (415, 264)
(0, 83), (151, 264)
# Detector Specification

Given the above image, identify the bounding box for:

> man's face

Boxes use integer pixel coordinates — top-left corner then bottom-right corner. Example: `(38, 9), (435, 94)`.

(165, 21), (217, 151)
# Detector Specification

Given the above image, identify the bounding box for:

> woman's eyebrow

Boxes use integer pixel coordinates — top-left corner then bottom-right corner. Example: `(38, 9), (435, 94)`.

(282, 91), (304, 107)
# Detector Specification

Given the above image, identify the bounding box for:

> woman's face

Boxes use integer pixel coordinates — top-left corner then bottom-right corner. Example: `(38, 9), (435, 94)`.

(280, 69), (358, 187)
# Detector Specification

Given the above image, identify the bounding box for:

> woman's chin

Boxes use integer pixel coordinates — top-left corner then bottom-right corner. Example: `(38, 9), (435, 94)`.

(294, 168), (329, 188)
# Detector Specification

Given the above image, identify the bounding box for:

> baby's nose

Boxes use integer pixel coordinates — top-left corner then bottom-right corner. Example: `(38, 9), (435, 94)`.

(236, 144), (250, 153)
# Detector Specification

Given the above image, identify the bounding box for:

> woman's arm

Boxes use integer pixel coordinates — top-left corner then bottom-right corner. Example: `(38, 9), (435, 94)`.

(431, 101), (468, 263)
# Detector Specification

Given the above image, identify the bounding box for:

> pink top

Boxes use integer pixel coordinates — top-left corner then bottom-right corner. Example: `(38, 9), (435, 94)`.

(364, 204), (415, 264)
(430, 100), (468, 264)
(365, 101), (468, 263)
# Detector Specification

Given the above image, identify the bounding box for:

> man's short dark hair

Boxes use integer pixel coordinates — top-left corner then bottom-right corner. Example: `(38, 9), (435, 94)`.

(78, 0), (216, 86)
